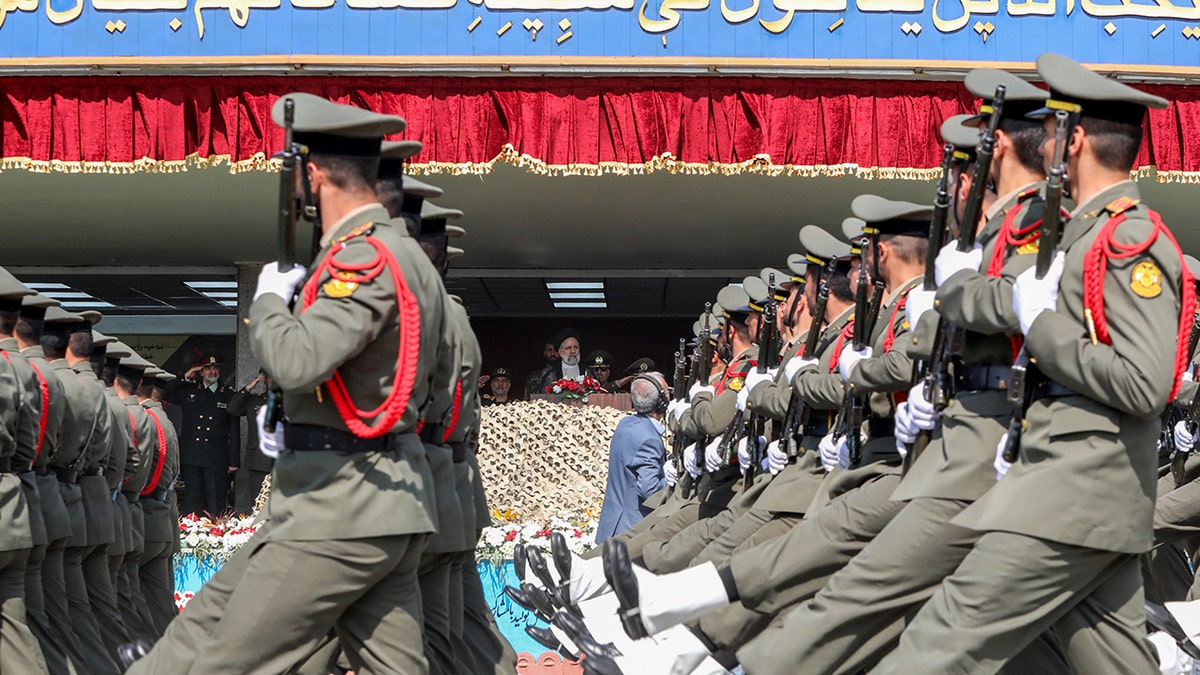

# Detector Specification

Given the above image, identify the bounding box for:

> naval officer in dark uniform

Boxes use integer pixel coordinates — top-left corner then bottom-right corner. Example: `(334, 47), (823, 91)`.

(163, 355), (238, 517)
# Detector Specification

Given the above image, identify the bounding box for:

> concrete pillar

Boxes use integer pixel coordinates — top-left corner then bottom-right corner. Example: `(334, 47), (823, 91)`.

(235, 263), (263, 388)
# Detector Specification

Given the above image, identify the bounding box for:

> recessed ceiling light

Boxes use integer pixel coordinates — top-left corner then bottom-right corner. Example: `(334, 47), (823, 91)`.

(553, 302), (607, 309)
(545, 282), (604, 291)
(61, 301), (115, 308)
(25, 282), (72, 290)
(185, 281), (238, 290)
(40, 292), (92, 299)
(548, 292), (606, 300)
(202, 292), (240, 299)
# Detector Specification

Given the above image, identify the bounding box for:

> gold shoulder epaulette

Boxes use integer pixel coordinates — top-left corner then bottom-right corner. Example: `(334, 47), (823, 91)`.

(332, 222), (376, 245)
(1104, 196), (1139, 217)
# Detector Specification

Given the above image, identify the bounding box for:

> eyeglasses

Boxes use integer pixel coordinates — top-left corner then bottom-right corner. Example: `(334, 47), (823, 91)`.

(595, 366), (611, 372)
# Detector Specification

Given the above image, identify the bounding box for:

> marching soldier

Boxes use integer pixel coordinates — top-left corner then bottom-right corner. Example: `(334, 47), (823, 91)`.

(128, 92), (445, 674)
(136, 366), (181, 636)
(872, 53), (1186, 675)
(41, 306), (120, 675)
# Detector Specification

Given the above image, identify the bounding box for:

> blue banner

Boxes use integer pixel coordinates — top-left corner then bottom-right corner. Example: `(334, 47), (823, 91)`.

(4, 0), (1200, 67)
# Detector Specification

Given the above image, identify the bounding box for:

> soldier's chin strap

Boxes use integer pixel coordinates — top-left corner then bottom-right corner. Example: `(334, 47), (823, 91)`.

(298, 153), (323, 259)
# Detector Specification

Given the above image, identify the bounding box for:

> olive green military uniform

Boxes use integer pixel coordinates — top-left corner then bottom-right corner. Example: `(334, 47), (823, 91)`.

(874, 180), (1175, 674)
(140, 396), (181, 635)
(49, 356), (120, 675)
(0, 335), (75, 675)
(0, 351), (48, 674)
(19, 343), (85, 672)
(447, 298), (519, 675)
(117, 393), (157, 642)
(134, 192), (445, 673)
(739, 182), (1073, 675)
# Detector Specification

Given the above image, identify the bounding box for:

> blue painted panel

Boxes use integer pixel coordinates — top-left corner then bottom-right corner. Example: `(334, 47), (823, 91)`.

(2, 0), (1200, 66)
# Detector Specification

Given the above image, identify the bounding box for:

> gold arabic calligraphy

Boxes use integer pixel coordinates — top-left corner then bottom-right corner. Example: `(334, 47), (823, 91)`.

(12, 0), (1200, 38)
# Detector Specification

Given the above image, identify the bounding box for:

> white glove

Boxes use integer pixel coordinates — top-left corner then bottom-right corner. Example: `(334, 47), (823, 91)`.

(837, 345), (873, 381)
(688, 382), (714, 401)
(735, 386), (750, 412)
(255, 405), (285, 459)
(908, 383), (939, 431)
(684, 443), (702, 479)
(935, 241), (983, 287)
(784, 357), (818, 384)
(1175, 421), (1196, 453)
(736, 437), (751, 472)
(254, 262), (306, 302)
(1012, 251), (1064, 335)
(704, 437), (723, 473)
(1185, 369), (1196, 383)
(837, 436), (852, 470)
(664, 460), (679, 487)
(905, 288), (938, 329)
(766, 440), (788, 475)
(994, 433), (1012, 480)
(894, 401), (917, 445)
(744, 369), (775, 393)
(667, 399), (690, 422)
(819, 433), (839, 472)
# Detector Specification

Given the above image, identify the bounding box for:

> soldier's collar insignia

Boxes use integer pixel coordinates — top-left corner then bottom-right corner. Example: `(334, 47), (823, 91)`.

(1131, 259), (1163, 299)
(322, 279), (360, 299)
(1104, 197), (1139, 217)
(332, 223), (376, 245)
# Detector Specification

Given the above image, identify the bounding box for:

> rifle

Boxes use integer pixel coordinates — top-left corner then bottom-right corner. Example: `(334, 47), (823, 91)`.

(667, 339), (688, 494)
(1169, 316), (1200, 487)
(903, 145), (956, 470)
(744, 275), (779, 486)
(1002, 109), (1071, 463)
(781, 261), (834, 459)
(262, 97), (301, 434)
(680, 305), (714, 499)
(841, 246), (875, 467)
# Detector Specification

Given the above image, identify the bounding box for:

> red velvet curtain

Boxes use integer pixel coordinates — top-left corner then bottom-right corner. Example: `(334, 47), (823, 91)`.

(0, 76), (1189, 178)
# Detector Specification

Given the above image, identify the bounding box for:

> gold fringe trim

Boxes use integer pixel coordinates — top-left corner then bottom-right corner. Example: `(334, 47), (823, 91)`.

(0, 148), (1194, 184)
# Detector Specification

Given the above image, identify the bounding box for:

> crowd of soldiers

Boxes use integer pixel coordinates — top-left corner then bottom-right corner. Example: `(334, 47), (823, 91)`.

(0, 271), (181, 674)
(503, 54), (1200, 674)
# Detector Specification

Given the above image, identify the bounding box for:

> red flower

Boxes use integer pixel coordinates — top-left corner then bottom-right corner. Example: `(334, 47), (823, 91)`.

(573, 528), (583, 538)
(545, 385), (553, 393)
(536, 529), (552, 538)
(210, 527), (224, 537)
(504, 530), (518, 542)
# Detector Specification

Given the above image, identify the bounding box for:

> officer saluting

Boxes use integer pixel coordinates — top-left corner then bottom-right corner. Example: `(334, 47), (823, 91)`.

(162, 355), (237, 517)
(126, 93), (444, 673)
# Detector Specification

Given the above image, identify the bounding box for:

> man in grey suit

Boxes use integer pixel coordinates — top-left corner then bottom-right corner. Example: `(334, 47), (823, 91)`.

(596, 373), (672, 543)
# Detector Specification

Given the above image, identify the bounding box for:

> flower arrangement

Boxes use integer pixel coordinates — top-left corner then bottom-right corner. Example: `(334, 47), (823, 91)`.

(476, 509), (597, 566)
(545, 374), (606, 400)
(177, 512), (260, 566)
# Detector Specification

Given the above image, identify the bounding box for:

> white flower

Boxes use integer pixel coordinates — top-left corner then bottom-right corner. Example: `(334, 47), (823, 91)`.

(483, 528), (505, 548)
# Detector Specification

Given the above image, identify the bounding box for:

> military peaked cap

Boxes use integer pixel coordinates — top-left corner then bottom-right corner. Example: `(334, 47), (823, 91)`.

(799, 225), (852, 266)
(841, 217), (868, 254)
(1029, 53), (1167, 124)
(378, 140), (424, 179)
(624, 358), (655, 376)
(271, 92), (406, 157)
(586, 351), (614, 369)
(21, 294), (60, 310)
(43, 307), (84, 324)
(760, 268), (792, 297)
(105, 342), (134, 360)
(742, 277), (770, 310)
(92, 330), (116, 347)
(940, 115), (981, 160)
(962, 69), (1049, 127)
(785, 254), (808, 282)
(0, 267), (32, 300)
(852, 195), (933, 237)
(717, 284), (753, 316)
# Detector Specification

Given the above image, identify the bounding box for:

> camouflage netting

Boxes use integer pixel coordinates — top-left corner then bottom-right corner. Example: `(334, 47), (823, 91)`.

(477, 400), (628, 521)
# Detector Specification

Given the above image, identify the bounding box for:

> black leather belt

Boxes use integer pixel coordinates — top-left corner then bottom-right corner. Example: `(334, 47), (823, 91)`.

(867, 417), (895, 438)
(802, 419), (829, 437)
(954, 365), (1010, 392)
(418, 424), (445, 445)
(141, 488), (169, 502)
(0, 457), (11, 473)
(80, 467), (104, 477)
(284, 423), (409, 453)
(53, 467), (78, 483)
(1031, 380), (1078, 400)
(450, 441), (467, 464)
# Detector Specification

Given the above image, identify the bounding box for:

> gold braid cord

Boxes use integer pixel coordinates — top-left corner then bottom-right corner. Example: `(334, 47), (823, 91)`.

(0, 147), (1183, 183)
